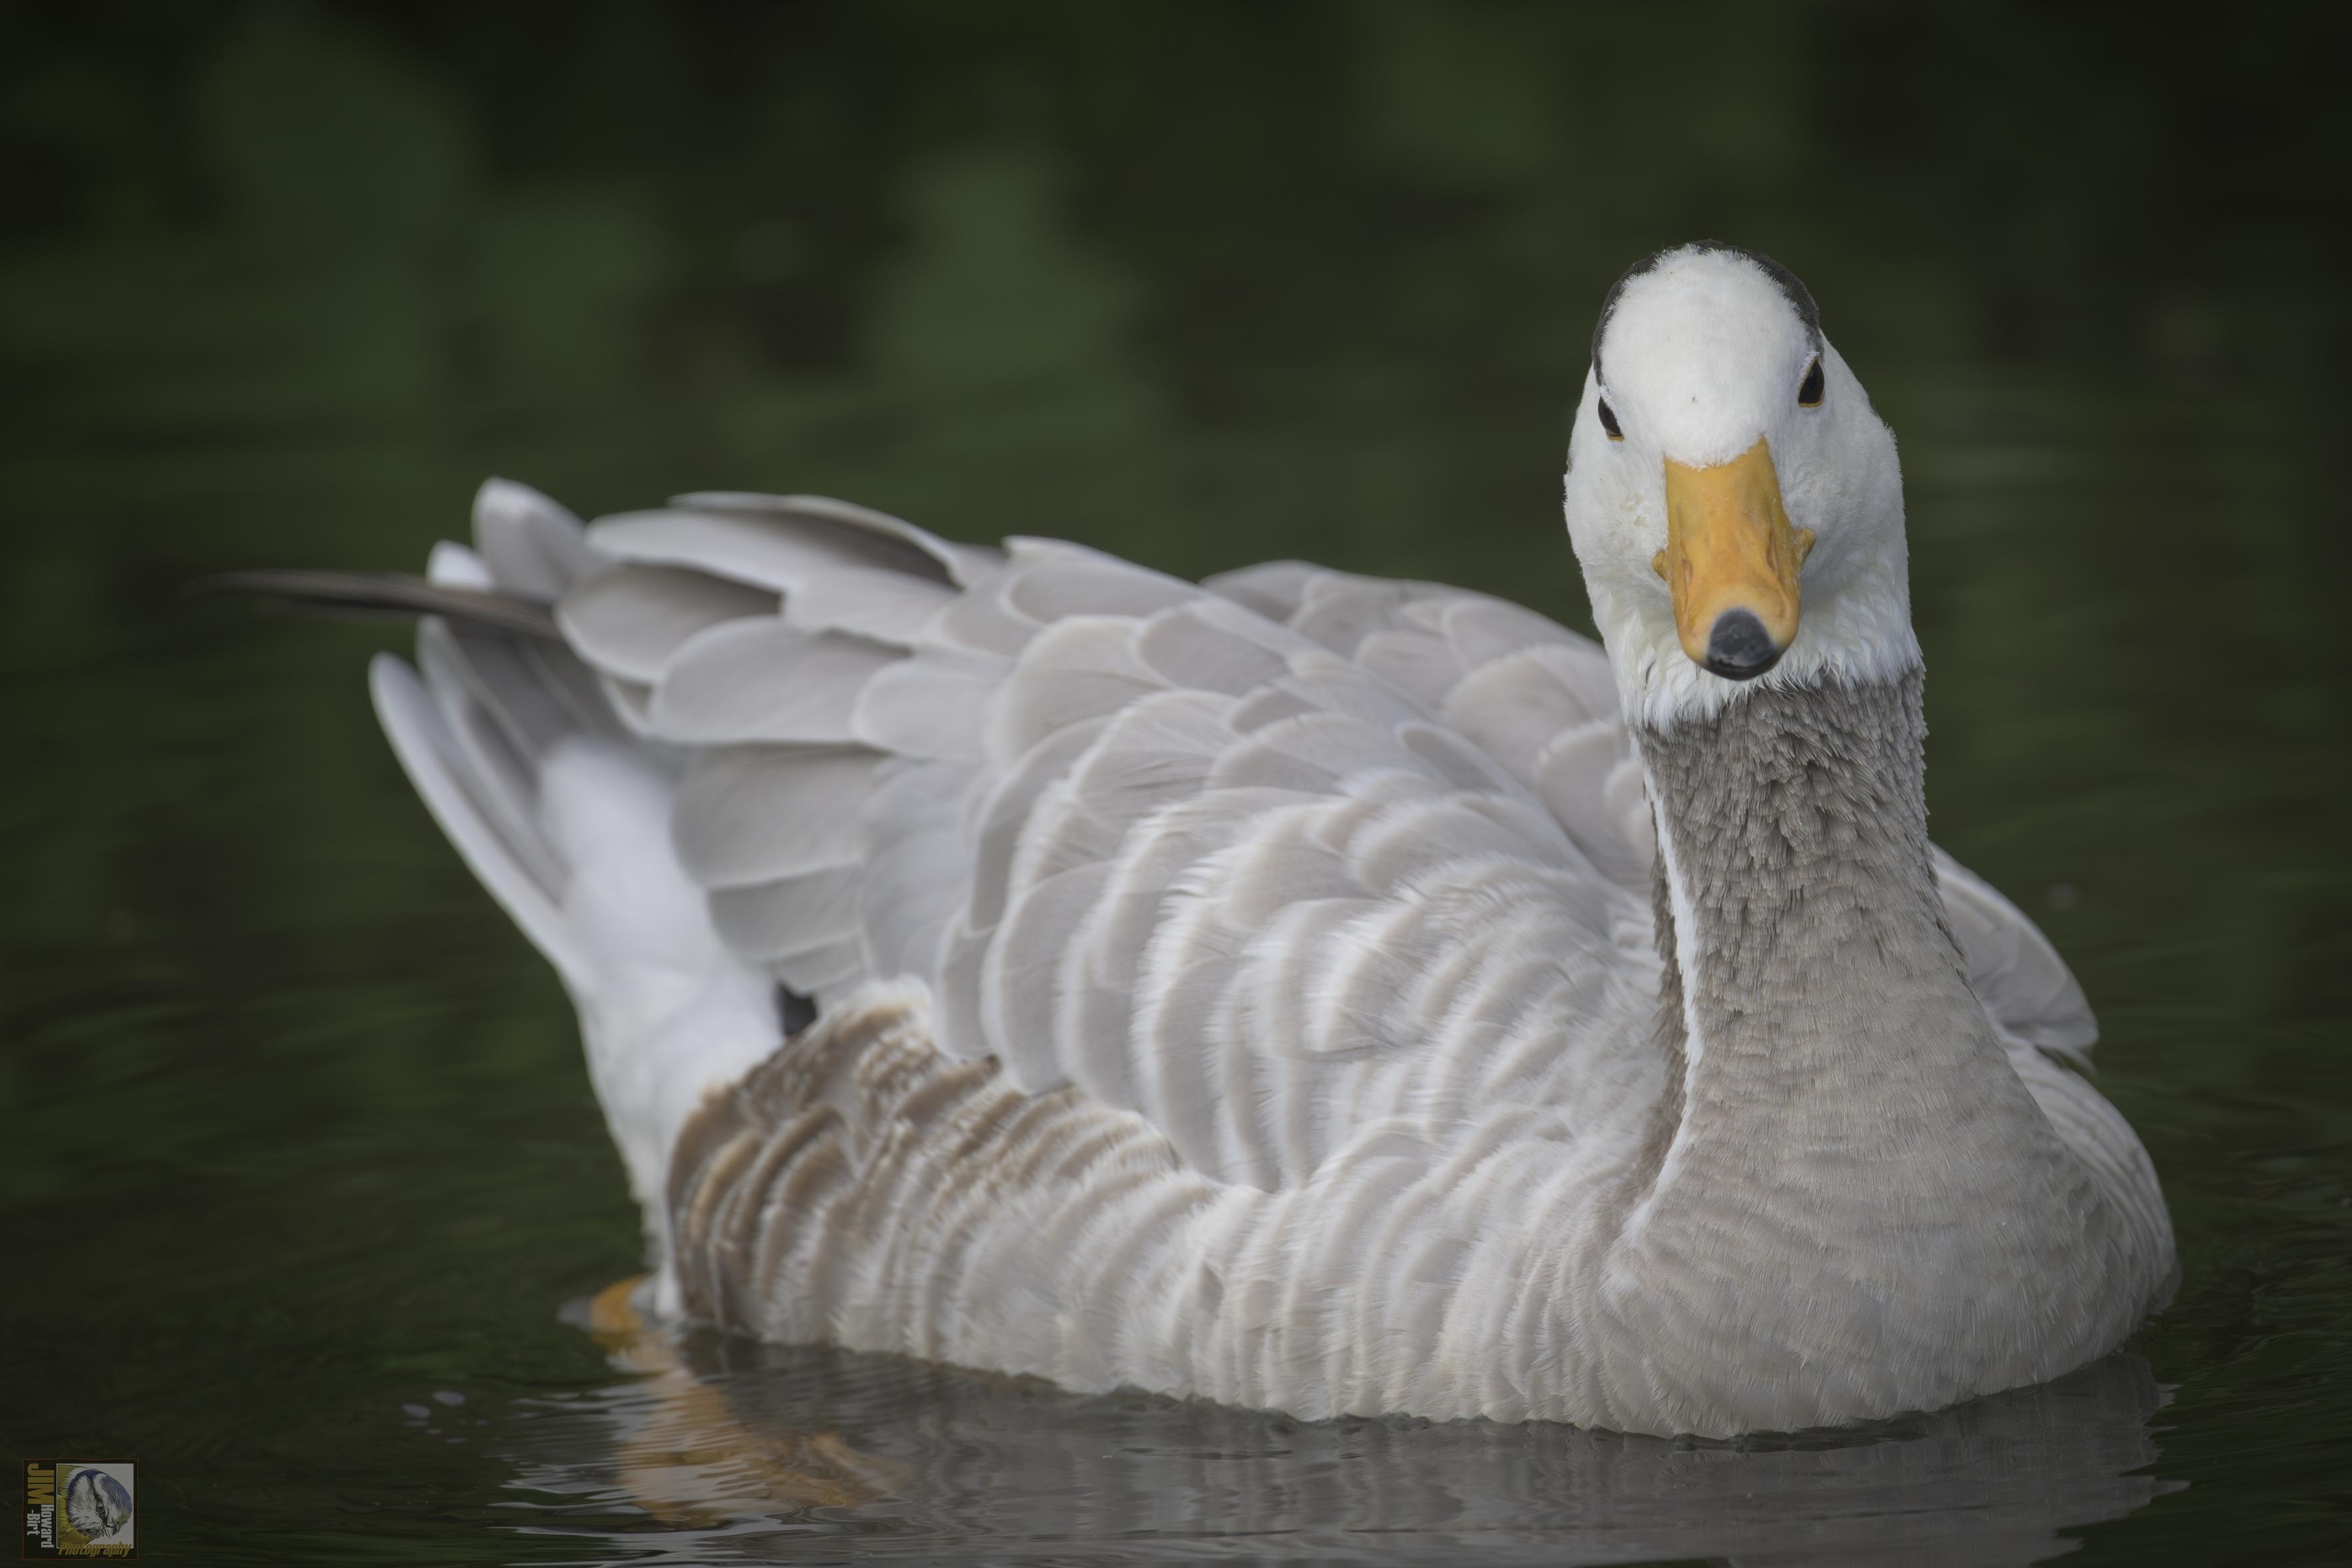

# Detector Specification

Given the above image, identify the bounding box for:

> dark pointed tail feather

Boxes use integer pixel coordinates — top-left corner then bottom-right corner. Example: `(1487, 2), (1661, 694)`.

(195, 569), (563, 641)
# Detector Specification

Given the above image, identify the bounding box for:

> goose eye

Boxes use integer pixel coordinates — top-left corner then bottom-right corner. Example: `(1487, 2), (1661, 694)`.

(1798, 358), (1825, 407)
(1597, 398), (1623, 440)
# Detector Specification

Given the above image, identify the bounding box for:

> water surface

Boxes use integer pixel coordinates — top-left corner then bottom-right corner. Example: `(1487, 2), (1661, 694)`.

(5, 4), (2349, 1563)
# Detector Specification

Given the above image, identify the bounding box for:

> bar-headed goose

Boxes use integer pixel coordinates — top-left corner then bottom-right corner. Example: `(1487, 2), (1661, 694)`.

(327, 241), (2173, 1437)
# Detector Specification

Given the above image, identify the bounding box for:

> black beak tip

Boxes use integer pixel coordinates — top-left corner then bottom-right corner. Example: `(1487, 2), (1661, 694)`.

(1702, 609), (1783, 681)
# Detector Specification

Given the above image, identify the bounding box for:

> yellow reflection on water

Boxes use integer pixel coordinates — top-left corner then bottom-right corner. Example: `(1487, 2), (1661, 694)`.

(581, 1275), (910, 1525)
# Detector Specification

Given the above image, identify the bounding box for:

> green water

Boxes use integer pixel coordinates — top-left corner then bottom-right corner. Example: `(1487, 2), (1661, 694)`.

(5, 3), (2348, 1563)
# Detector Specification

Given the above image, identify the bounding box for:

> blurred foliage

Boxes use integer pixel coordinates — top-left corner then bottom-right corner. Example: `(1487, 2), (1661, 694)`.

(1, 1), (2347, 1561)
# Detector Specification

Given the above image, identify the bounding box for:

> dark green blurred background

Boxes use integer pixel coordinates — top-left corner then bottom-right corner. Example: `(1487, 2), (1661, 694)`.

(5, 3), (2349, 1563)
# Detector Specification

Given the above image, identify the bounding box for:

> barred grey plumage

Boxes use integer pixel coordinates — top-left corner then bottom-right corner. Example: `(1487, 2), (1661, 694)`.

(343, 244), (2173, 1437)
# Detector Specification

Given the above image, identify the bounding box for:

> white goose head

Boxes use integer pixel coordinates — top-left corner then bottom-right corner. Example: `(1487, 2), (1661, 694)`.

(1564, 243), (1921, 729)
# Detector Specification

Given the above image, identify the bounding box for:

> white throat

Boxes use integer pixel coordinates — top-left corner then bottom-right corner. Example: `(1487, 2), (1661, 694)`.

(1586, 544), (1920, 730)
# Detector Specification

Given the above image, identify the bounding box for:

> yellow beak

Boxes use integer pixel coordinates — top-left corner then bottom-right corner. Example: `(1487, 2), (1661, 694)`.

(1652, 437), (1815, 680)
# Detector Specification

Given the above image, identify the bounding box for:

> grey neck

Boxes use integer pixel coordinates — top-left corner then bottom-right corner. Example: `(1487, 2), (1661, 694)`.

(1630, 667), (2023, 1192)
(1579, 667), (2155, 1434)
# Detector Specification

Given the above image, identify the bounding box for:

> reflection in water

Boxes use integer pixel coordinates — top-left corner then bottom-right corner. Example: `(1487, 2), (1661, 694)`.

(501, 1290), (2174, 1565)
(572, 1276), (910, 1523)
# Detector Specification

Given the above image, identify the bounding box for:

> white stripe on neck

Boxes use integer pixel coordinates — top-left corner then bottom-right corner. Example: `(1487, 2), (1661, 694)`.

(1617, 754), (1708, 1245)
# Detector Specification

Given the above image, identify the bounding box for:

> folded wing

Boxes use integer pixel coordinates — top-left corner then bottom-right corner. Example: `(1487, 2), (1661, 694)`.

(551, 491), (2095, 1193)
(557, 499), (1664, 1189)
